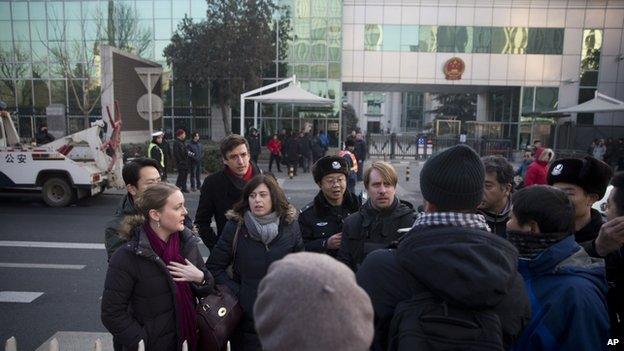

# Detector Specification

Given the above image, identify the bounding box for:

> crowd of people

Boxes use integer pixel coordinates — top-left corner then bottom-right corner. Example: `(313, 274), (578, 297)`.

(101, 132), (624, 351)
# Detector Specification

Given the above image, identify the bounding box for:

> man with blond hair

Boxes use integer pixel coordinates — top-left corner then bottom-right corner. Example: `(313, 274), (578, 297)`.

(338, 161), (415, 271)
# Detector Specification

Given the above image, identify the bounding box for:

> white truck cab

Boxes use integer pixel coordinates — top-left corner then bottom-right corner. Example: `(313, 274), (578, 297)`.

(0, 111), (124, 207)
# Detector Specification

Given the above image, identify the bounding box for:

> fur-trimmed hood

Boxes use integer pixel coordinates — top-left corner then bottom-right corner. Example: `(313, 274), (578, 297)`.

(225, 204), (298, 224)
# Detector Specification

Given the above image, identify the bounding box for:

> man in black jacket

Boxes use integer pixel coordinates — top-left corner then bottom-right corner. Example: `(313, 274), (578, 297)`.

(298, 131), (313, 173)
(299, 156), (361, 257)
(283, 132), (300, 176)
(338, 161), (415, 271)
(195, 134), (261, 250)
(356, 145), (531, 351)
(354, 131), (367, 181)
(478, 155), (514, 237)
(173, 129), (190, 193)
(246, 127), (261, 165)
(35, 125), (55, 145)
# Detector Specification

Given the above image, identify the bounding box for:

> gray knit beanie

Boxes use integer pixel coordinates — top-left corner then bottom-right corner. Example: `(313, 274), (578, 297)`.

(420, 145), (485, 210)
(254, 252), (374, 351)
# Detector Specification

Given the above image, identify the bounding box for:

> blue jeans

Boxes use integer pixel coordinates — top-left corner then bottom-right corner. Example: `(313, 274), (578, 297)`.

(190, 162), (202, 189)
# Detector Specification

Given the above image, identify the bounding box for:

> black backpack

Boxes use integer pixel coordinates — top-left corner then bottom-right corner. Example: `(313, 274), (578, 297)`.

(387, 291), (504, 351)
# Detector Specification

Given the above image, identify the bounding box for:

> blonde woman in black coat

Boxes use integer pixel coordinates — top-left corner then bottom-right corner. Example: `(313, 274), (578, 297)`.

(101, 183), (214, 351)
(206, 174), (304, 351)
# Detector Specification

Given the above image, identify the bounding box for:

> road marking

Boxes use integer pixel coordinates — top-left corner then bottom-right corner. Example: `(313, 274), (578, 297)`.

(0, 241), (105, 249)
(0, 263), (86, 270)
(0, 291), (43, 303)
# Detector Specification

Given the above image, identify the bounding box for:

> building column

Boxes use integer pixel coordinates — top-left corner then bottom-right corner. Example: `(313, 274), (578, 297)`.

(477, 93), (490, 121)
(388, 92), (402, 132)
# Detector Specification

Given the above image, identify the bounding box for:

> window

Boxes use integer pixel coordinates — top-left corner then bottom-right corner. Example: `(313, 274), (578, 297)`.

(534, 87), (559, 111)
(0, 21), (12, 41)
(365, 92), (384, 115)
(522, 87), (559, 113)
(418, 26), (437, 52)
(527, 28), (564, 55)
(578, 29), (602, 126)
(364, 25), (564, 54)
(400, 26), (419, 52)
(382, 25), (401, 51)
(364, 24), (382, 51)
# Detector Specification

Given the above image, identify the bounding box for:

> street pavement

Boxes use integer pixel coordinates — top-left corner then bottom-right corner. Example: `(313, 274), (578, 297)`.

(0, 157), (423, 350)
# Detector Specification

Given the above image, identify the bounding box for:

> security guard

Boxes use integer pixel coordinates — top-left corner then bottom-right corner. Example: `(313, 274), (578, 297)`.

(148, 131), (166, 179)
(299, 156), (361, 257)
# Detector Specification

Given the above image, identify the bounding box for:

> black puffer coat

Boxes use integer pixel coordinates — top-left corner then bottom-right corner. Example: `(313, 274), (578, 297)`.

(206, 206), (304, 351)
(101, 227), (214, 351)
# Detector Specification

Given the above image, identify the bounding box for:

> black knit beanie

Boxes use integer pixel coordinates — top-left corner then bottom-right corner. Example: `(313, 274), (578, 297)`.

(420, 145), (485, 210)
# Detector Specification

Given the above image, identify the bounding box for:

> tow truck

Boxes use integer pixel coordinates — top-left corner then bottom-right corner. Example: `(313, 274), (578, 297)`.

(0, 103), (124, 207)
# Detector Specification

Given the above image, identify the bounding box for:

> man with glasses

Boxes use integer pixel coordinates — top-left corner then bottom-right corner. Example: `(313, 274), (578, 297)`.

(299, 156), (361, 257)
(195, 134), (261, 250)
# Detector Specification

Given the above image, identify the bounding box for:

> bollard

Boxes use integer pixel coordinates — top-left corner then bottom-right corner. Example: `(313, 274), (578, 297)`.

(93, 339), (102, 351)
(138, 340), (145, 351)
(289, 166), (293, 179)
(406, 166), (410, 182)
(48, 338), (59, 351)
(5, 337), (17, 351)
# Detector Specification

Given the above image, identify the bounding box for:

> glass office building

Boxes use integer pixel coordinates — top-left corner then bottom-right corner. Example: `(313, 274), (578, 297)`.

(2, 0), (623, 144)
(0, 0), (342, 144)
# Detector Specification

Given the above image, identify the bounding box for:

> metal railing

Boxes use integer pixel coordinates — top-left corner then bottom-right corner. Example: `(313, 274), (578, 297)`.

(4, 337), (197, 351)
(367, 133), (514, 160)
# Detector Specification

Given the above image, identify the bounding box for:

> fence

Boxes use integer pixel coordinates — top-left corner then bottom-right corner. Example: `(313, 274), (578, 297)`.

(12, 114), (214, 143)
(4, 337), (194, 351)
(367, 133), (515, 160)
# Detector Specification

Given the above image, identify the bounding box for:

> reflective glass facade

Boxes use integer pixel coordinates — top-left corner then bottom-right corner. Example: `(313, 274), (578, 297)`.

(2, 0), (341, 142)
(364, 25), (564, 55)
(0, 0), (211, 137)
(263, 0), (341, 145)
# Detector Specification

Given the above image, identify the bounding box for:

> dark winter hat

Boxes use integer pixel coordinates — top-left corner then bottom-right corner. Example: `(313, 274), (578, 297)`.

(254, 252), (374, 351)
(312, 156), (348, 183)
(420, 145), (485, 210)
(175, 129), (185, 137)
(547, 156), (613, 198)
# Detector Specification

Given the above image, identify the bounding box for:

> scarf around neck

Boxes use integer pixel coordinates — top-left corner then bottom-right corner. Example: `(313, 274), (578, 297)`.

(244, 210), (280, 245)
(143, 223), (197, 351)
(412, 212), (491, 232)
(507, 230), (568, 259)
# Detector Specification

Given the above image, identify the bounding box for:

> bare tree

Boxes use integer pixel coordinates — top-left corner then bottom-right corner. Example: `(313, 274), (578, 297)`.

(0, 45), (29, 107)
(99, 0), (152, 57)
(35, 18), (105, 128)
(33, 0), (152, 128)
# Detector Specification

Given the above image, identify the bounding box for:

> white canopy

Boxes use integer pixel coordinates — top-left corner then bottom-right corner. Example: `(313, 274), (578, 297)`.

(547, 92), (624, 113)
(248, 84), (334, 106)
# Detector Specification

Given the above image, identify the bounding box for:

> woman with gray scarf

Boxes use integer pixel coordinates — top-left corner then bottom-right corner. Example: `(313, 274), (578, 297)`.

(206, 174), (303, 351)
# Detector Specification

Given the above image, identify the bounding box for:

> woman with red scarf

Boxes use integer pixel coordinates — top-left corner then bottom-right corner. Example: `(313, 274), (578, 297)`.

(102, 183), (214, 351)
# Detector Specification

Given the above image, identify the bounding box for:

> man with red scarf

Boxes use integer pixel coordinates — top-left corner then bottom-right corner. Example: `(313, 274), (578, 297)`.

(195, 134), (261, 250)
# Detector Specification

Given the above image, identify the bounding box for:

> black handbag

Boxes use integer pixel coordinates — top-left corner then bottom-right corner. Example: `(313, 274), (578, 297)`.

(197, 222), (243, 351)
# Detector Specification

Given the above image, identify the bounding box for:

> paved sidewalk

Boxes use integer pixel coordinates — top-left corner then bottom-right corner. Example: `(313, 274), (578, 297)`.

(105, 158), (425, 210)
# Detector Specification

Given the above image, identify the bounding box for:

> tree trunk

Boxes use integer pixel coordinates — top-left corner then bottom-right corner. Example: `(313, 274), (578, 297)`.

(219, 102), (231, 135)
